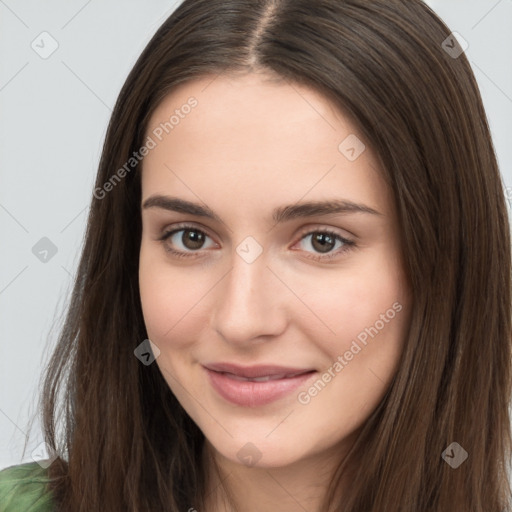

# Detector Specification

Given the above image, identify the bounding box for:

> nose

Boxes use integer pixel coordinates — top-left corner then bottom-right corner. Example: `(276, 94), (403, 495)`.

(211, 247), (288, 346)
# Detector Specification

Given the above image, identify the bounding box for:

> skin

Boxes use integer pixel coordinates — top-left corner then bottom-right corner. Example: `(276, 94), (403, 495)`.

(138, 71), (412, 511)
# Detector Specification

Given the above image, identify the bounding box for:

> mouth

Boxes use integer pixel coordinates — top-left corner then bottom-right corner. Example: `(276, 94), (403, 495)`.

(216, 372), (310, 382)
(202, 363), (317, 407)
(203, 362), (316, 379)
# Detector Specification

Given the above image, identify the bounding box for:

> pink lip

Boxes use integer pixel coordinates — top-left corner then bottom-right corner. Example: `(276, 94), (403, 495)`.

(203, 362), (314, 379)
(203, 363), (317, 407)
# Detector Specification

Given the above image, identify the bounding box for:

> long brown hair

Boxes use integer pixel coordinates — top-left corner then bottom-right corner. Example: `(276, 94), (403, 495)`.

(35, 0), (512, 510)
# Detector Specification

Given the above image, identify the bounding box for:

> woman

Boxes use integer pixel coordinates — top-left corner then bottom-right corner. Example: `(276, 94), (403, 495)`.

(1, 0), (511, 510)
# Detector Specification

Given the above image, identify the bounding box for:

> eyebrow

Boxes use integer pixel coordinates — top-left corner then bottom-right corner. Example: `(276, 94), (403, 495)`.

(141, 195), (382, 224)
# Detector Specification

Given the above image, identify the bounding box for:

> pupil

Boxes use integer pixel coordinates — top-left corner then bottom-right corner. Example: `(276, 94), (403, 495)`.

(312, 233), (334, 253)
(184, 229), (204, 250)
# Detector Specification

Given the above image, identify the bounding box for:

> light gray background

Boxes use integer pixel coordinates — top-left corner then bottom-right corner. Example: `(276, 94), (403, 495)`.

(1, 0), (511, 469)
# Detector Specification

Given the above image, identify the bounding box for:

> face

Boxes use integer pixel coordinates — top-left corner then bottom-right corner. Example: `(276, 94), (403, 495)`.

(138, 71), (411, 470)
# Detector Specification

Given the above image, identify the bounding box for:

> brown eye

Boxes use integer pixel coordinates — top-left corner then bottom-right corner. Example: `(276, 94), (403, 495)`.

(158, 224), (356, 261)
(180, 229), (206, 250)
(295, 229), (356, 261)
(159, 225), (216, 258)
(310, 232), (337, 253)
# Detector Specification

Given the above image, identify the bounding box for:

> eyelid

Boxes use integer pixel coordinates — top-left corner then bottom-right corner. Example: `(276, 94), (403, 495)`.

(158, 221), (217, 242)
(158, 222), (356, 260)
(159, 221), (354, 242)
(294, 223), (356, 241)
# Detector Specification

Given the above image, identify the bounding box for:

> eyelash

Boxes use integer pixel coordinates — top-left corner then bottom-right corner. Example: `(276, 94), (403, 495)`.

(157, 223), (356, 262)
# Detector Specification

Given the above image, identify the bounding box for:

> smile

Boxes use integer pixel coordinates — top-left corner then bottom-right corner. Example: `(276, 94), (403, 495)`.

(203, 365), (317, 407)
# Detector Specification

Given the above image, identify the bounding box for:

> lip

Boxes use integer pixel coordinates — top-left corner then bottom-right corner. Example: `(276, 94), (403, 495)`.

(203, 362), (314, 379)
(203, 363), (317, 407)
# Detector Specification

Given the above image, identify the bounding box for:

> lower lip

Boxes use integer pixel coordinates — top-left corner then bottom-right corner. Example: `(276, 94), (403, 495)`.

(204, 367), (317, 407)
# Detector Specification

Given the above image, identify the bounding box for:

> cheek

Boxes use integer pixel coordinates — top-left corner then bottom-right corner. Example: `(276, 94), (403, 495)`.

(138, 248), (211, 351)
(295, 272), (409, 441)
(139, 255), (171, 341)
(138, 256), (202, 392)
(298, 257), (408, 356)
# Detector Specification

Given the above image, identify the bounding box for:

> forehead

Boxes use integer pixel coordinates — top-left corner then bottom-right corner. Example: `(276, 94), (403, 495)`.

(146, 72), (356, 157)
(142, 72), (391, 218)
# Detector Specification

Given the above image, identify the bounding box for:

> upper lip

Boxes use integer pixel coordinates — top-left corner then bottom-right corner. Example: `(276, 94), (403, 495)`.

(203, 362), (315, 379)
